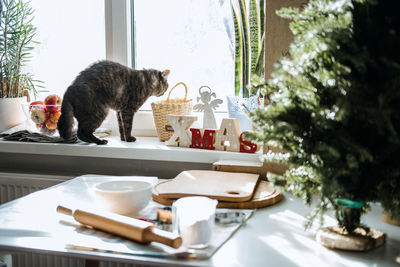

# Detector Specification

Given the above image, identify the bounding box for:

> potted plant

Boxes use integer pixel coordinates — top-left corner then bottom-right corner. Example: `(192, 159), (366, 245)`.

(247, 0), (399, 250)
(0, 0), (41, 132)
(227, 0), (265, 132)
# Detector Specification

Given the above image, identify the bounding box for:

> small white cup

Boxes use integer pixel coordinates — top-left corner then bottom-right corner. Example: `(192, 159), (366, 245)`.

(173, 196), (218, 248)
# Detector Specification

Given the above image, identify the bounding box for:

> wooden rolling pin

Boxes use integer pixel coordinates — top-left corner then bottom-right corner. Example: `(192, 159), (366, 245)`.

(57, 205), (182, 249)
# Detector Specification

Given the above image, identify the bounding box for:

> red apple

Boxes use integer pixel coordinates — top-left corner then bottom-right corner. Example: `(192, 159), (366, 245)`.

(45, 119), (58, 130)
(45, 110), (61, 130)
(29, 101), (44, 111)
(44, 94), (62, 112)
(30, 108), (47, 124)
(46, 112), (61, 124)
(50, 111), (61, 120)
(44, 94), (62, 105)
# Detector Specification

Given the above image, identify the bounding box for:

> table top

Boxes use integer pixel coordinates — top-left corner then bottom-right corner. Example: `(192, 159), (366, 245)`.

(0, 175), (399, 267)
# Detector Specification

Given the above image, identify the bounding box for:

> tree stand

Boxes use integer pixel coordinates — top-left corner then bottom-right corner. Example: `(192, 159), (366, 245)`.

(317, 226), (386, 251)
(317, 199), (386, 251)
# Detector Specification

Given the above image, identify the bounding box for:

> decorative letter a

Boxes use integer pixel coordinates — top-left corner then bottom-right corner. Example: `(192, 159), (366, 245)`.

(214, 118), (241, 152)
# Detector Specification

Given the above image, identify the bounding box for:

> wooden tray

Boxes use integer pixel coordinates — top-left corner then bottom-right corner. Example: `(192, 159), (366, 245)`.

(153, 170), (260, 202)
(152, 180), (283, 209)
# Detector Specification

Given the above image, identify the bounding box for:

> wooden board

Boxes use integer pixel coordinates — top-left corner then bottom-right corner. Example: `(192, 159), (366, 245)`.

(317, 226), (386, 251)
(212, 160), (263, 174)
(153, 170), (260, 202)
(152, 180), (283, 209)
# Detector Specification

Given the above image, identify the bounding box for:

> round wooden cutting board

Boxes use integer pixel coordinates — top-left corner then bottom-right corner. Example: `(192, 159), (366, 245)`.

(152, 180), (283, 209)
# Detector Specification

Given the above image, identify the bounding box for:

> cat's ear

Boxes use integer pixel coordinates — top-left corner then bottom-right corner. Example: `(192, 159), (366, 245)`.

(161, 69), (170, 79)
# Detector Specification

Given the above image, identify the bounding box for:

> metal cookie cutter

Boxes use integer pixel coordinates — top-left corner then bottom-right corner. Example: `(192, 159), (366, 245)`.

(215, 210), (247, 225)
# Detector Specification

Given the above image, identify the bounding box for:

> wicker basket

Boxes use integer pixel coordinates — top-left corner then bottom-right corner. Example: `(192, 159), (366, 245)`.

(151, 82), (192, 141)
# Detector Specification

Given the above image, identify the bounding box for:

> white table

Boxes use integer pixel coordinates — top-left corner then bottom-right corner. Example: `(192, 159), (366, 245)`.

(0, 175), (399, 267)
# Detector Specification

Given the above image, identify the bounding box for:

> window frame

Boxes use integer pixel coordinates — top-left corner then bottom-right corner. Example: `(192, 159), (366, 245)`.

(105, 0), (157, 136)
(105, 0), (132, 68)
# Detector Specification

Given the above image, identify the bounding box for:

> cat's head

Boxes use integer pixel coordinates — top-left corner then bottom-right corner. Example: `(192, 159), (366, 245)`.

(153, 69), (170, 97)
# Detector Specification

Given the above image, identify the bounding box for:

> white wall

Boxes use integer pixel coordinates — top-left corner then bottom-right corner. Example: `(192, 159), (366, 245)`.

(27, 0), (106, 100)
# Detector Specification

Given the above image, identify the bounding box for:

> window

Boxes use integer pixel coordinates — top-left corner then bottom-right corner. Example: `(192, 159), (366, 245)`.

(27, 0), (238, 137)
(29, 0), (106, 100)
(133, 0), (235, 112)
(106, 0), (237, 135)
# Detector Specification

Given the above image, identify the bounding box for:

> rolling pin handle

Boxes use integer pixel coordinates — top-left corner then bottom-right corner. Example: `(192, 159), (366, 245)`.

(144, 227), (182, 249)
(57, 205), (73, 216)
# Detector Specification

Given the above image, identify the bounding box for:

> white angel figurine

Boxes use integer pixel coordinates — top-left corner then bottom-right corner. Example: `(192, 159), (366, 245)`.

(193, 86), (223, 129)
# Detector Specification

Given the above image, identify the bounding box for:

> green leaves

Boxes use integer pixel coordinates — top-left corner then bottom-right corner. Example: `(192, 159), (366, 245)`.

(0, 0), (40, 98)
(249, 0), (260, 75)
(233, 5), (242, 97)
(248, 0), (400, 230)
(238, 0), (250, 98)
(232, 0), (265, 98)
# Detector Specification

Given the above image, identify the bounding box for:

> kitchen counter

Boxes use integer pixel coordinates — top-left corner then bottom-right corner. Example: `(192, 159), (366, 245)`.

(0, 175), (399, 267)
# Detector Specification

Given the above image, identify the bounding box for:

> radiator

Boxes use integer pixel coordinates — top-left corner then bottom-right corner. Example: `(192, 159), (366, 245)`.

(0, 172), (70, 204)
(11, 253), (145, 267)
(0, 172), (146, 267)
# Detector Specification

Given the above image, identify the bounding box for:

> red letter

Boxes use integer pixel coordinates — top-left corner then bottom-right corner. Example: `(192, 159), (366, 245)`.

(240, 133), (259, 153)
(190, 128), (216, 150)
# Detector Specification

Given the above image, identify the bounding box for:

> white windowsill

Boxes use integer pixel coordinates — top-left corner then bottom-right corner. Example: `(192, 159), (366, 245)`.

(0, 136), (262, 164)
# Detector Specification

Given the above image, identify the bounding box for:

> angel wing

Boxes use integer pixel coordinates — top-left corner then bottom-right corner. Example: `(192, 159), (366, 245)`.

(210, 99), (223, 110)
(193, 103), (205, 111)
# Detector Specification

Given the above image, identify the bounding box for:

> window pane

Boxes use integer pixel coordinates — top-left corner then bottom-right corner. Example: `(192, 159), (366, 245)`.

(134, 0), (234, 111)
(29, 0), (105, 100)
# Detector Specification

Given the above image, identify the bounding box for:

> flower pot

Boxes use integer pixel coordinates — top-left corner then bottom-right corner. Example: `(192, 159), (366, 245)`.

(226, 95), (264, 132)
(0, 97), (28, 133)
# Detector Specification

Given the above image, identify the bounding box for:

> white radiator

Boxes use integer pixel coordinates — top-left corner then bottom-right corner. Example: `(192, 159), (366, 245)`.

(0, 172), (146, 267)
(10, 253), (85, 267)
(11, 253), (145, 267)
(0, 172), (71, 204)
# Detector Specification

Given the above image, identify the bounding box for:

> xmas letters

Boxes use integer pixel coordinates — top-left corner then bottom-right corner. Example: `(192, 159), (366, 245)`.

(165, 115), (260, 153)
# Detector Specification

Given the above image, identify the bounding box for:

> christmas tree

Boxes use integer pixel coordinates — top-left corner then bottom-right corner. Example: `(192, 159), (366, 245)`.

(248, 0), (400, 231)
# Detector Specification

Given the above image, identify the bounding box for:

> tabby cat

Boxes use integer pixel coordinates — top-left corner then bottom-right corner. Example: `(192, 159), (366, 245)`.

(57, 60), (170, 144)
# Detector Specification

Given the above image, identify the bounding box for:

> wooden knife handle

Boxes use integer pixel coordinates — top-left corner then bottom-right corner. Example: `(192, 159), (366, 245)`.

(56, 205), (182, 249)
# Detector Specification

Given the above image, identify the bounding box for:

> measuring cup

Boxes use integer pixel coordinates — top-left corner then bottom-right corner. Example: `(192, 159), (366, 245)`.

(173, 196), (218, 248)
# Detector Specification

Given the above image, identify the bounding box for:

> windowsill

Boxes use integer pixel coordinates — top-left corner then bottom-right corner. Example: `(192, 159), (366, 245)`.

(0, 136), (261, 164)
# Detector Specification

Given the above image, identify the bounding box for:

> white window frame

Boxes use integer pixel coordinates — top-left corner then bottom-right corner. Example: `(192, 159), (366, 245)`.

(105, 0), (157, 137)
(105, 0), (131, 67)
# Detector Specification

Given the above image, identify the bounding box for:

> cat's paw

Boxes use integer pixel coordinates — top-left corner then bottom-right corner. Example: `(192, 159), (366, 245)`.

(126, 136), (136, 142)
(96, 139), (108, 145)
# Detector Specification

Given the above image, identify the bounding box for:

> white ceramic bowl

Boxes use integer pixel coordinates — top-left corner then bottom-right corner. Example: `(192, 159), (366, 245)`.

(93, 180), (152, 216)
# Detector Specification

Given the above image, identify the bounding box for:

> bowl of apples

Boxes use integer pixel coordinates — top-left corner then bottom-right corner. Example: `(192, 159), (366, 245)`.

(23, 94), (62, 136)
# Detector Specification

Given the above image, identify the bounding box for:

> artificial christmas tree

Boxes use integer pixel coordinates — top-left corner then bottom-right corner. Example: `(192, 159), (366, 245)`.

(248, 0), (400, 250)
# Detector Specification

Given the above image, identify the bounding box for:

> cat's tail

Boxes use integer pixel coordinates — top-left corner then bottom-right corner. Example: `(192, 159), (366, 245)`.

(57, 94), (74, 139)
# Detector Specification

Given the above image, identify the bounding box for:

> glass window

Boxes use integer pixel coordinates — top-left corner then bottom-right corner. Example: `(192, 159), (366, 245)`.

(28, 0), (106, 100)
(133, 0), (235, 112)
